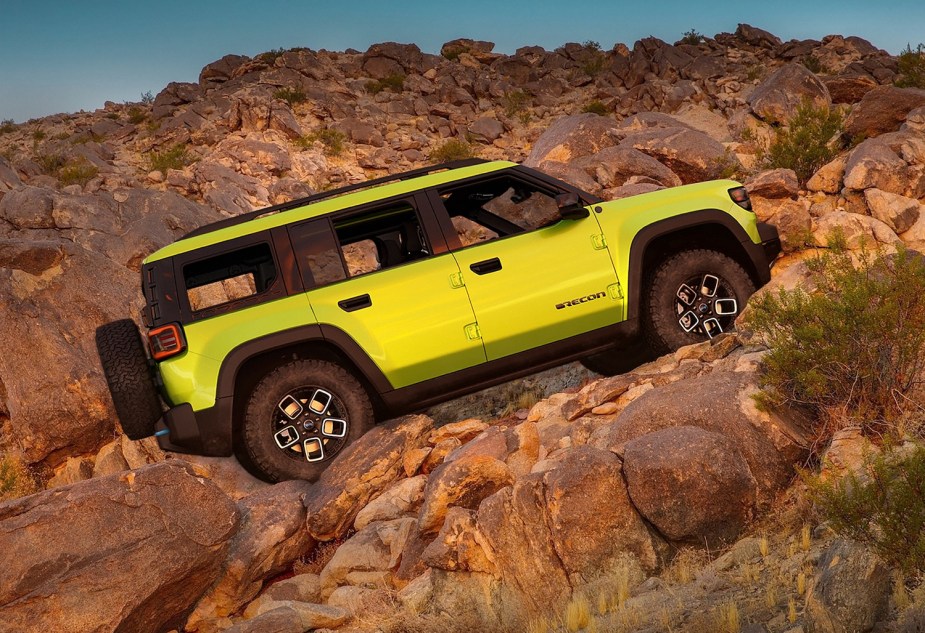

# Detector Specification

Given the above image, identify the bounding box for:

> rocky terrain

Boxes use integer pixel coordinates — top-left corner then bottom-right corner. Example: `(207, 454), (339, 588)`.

(2, 22), (925, 633)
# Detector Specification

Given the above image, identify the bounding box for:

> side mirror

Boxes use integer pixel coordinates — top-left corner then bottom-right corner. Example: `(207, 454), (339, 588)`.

(555, 192), (590, 220)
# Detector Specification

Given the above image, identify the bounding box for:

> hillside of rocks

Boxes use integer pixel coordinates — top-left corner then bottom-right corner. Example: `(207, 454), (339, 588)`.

(2, 22), (925, 632)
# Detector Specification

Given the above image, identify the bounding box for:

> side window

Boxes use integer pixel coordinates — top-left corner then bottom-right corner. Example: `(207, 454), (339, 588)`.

(439, 176), (563, 247)
(183, 243), (277, 312)
(289, 200), (431, 288)
(333, 200), (430, 278)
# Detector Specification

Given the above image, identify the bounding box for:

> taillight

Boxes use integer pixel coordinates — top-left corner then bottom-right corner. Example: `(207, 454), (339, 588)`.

(728, 186), (752, 211)
(148, 323), (186, 361)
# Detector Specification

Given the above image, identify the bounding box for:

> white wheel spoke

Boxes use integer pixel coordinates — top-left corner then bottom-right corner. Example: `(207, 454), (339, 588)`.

(703, 318), (722, 338)
(714, 298), (738, 316)
(679, 311), (699, 332)
(700, 274), (720, 298)
(278, 395), (303, 420)
(303, 438), (325, 462)
(308, 389), (333, 415)
(321, 418), (348, 438)
(274, 426), (301, 449)
(676, 283), (697, 306)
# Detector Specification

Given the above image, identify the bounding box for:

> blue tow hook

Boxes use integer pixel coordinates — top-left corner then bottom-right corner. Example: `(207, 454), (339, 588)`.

(154, 428), (171, 438)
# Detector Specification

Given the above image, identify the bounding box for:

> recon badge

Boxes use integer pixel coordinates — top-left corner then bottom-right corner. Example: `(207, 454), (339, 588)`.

(556, 291), (607, 310)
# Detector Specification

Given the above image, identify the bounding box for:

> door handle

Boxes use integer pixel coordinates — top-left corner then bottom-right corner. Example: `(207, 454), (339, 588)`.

(338, 294), (372, 312)
(470, 257), (502, 275)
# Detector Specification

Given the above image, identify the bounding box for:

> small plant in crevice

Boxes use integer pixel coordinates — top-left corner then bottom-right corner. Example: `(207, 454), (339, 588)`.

(0, 119), (16, 134)
(502, 90), (530, 119)
(127, 106), (147, 125)
(366, 73), (405, 95)
(680, 29), (704, 45)
(580, 40), (607, 77)
(752, 98), (844, 185)
(297, 128), (347, 157)
(59, 158), (99, 187)
(896, 43), (925, 89)
(0, 454), (38, 502)
(148, 143), (195, 172)
(582, 100), (609, 116)
(273, 86), (307, 106)
(140, 90), (154, 105)
(801, 54), (828, 74)
(428, 138), (476, 163)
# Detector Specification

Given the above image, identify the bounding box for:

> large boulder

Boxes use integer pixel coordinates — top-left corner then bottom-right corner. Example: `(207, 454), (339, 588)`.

(748, 64), (831, 123)
(305, 414), (433, 541)
(843, 138), (923, 197)
(864, 188), (921, 234)
(812, 210), (902, 249)
(598, 371), (808, 500)
(804, 540), (890, 633)
(0, 462), (239, 632)
(844, 85), (925, 139)
(745, 169), (799, 199)
(417, 455), (514, 534)
(574, 146), (681, 189)
(616, 127), (734, 184)
(751, 197), (812, 252)
(623, 426), (757, 544)
(186, 480), (315, 632)
(524, 114), (620, 165)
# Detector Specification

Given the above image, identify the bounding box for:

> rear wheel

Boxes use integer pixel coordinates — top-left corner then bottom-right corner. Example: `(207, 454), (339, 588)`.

(95, 319), (163, 439)
(242, 360), (374, 482)
(643, 249), (755, 355)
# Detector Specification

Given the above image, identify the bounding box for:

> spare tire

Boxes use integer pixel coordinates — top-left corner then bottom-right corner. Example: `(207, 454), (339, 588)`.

(95, 319), (163, 439)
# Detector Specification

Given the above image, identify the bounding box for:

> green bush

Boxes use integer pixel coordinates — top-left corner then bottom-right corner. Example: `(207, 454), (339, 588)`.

(582, 100), (609, 116)
(35, 152), (65, 174)
(754, 99), (844, 185)
(366, 73), (405, 95)
(807, 445), (925, 575)
(297, 128), (347, 156)
(148, 144), (194, 172)
(896, 43), (925, 89)
(59, 158), (99, 187)
(273, 86), (307, 106)
(580, 41), (607, 76)
(680, 29), (703, 45)
(502, 90), (530, 118)
(258, 47), (287, 64)
(801, 55), (828, 74)
(140, 91), (154, 105)
(429, 139), (476, 163)
(0, 119), (16, 134)
(127, 106), (147, 125)
(750, 244), (925, 437)
(0, 454), (37, 502)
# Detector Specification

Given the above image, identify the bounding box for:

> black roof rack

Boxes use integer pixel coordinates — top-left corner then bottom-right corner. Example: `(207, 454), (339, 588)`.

(181, 158), (490, 240)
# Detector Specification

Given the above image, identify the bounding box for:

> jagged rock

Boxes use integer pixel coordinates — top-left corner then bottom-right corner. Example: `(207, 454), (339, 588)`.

(745, 169), (799, 199)
(363, 42), (425, 78)
(326, 585), (374, 613)
(92, 439), (129, 477)
(421, 506), (496, 573)
(804, 540), (890, 633)
(441, 38), (495, 60)
(574, 146), (681, 189)
(820, 426), (878, 480)
(864, 188), (921, 233)
(46, 455), (93, 488)
(186, 481), (315, 632)
(906, 106), (925, 133)
(617, 126), (733, 183)
(524, 113), (620, 165)
(200, 54), (249, 86)
(750, 197), (812, 252)
(747, 64), (831, 123)
(354, 475), (427, 531)
(735, 23), (783, 48)
(468, 116), (505, 142)
(623, 426), (757, 544)
(598, 371), (808, 501)
(333, 118), (384, 147)
(0, 462), (239, 632)
(0, 157), (21, 197)
(476, 447), (659, 614)
(806, 155), (847, 193)
(430, 419), (488, 445)
(843, 138), (920, 197)
(238, 601), (349, 631)
(823, 74), (878, 104)
(812, 210), (901, 248)
(420, 437), (460, 473)
(319, 517), (416, 597)
(263, 573), (322, 604)
(305, 414), (433, 541)
(844, 85), (925, 139)
(446, 425), (509, 463)
(418, 455), (514, 534)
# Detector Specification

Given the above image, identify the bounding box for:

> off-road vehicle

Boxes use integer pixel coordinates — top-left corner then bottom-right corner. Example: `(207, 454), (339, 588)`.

(96, 159), (780, 482)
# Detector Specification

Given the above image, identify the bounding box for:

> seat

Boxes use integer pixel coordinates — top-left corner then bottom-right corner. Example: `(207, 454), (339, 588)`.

(372, 236), (403, 269)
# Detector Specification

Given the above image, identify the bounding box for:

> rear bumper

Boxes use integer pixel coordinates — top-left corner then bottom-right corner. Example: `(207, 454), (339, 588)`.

(758, 221), (782, 265)
(154, 397), (233, 456)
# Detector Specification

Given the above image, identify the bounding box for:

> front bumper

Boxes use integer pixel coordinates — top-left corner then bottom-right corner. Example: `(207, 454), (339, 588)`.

(758, 221), (782, 265)
(153, 397), (234, 456)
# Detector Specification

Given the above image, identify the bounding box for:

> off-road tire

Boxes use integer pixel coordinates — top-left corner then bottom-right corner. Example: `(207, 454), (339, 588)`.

(643, 249), (755, 355)
(95, 319), (163, 440)
(580, 336), (654, 376)
(242, 360), (374, 482)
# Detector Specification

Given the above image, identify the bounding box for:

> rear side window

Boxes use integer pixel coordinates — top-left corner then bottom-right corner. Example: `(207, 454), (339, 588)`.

(183, 243), (278, 312)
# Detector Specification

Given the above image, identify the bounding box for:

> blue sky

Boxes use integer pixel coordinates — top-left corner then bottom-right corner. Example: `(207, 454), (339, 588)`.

(1, 0), (923, 123)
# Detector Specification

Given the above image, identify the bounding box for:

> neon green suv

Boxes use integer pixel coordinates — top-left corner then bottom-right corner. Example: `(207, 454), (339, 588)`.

(96, 159), (780, 482)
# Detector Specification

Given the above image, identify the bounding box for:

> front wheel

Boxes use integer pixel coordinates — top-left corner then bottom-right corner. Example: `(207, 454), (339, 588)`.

(242, 360), (374, 482)
(643, 249), (756, 355)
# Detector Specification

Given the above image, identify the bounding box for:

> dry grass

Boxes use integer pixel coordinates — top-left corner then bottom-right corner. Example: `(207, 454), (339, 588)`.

(564, 594), (591, 632)
(292, 532), (353, 575)
(664, 547), (712, 585)
(0, 454), (38, 502)
(715, 600), (741, 633)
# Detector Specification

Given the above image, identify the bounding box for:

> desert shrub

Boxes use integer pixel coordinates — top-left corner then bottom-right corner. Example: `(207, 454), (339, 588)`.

(0, 119), (16, 134)
(366, 73), (405, 95)
(897, 43), (925, 89)
(680, 29), (704, 45)
(0, 454), (38, 502)
(296, 128), (347, 156)
(442, 43), (469, 61)
(582, 100), (609, 116)
(581, 40), (607, 76)
(127, 106), (146, 124)
(429, 139), (475, 163)
(35, 152), (66, 174)
(807, 445), (925, 574)
(148, 143), (194, 172)
(502, 90), (530, 118)
(753, 98), (844, 185)
(258, 47), (286, 64)
(59, 158), (99, 187)
(273, 86), (307, 106)
(801, 55), (828, 74)
(140, 91), (154, 105)
(750, 244), (925, 439)
(32, 128), (46, 141)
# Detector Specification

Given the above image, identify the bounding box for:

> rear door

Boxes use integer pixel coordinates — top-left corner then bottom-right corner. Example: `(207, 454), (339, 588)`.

(289, 195), (486, 389)
(432, 174), (623, 361)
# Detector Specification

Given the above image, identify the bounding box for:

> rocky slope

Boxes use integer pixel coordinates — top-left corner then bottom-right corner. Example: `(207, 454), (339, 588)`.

(1, 22), (925, 633)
